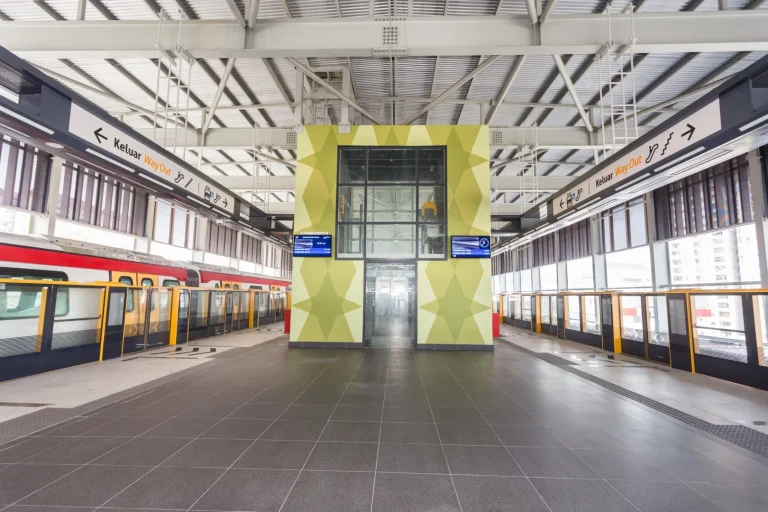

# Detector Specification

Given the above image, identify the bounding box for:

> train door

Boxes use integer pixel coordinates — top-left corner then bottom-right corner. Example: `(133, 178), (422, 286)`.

(176, 289), (190, 344)
(600, 294), (615, 352)
(139, 275), (158, 345)
(556, 296), (565, 339)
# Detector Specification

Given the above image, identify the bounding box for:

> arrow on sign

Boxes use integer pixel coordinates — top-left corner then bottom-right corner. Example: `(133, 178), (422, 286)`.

(94, 127), (107, 144)
(681, 124), (695, 141)
(223, 198), (228, 208)
(560, 199), (564, 209)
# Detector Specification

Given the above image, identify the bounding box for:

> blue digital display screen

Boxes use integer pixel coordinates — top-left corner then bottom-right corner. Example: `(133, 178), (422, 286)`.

(451, 236), (491, 258)
(293, 235), (332, 257)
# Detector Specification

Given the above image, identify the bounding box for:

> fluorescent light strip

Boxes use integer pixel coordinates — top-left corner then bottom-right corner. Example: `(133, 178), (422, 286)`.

(654, 146), (706, 174)
(739, 112), (768, 132)
(0, 104), (54, 134)
(577, 197), (601, 209)
(85, 148), (136, 173)
(139, 173), (173, 190)
(186, 195), (212, 209)
(0, 122), (29, 138)
(615, 172), (650, 192)
(0, 85), (20, 104)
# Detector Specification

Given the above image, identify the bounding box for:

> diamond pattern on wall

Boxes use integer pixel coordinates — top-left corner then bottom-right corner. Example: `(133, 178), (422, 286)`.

(292, 125), (491, 346)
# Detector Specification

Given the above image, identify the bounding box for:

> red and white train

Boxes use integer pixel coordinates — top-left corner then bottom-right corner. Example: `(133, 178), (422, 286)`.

(0, 232), (291, 290)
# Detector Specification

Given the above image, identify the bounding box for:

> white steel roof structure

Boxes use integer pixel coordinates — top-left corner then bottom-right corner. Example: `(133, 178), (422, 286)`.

(0, 0), (766, 223)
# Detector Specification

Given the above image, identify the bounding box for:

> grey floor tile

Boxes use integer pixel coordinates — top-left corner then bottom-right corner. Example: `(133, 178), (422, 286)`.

(281, 470), (373, 512)
(662, 456), (762, 485)
(305, 442), (377, 471)
(293, 393), (342, 405)
(200, 418), (272, 439)
(260, 420), (327, 441)
(508, 447), (599, 478)
(0, 437), (67, 463)
(380, 422), (440, 444)
(572, 449), (677, 481)
(345, 382), (386, 395)
(21, 465), (148, 507)
(443, 445), (523, 476)
(176, 401), (241, 418)
(3, 507), (93, 512)
(81, 417), (166, 437)
(142, 417), (219, 438)
(41, 417), (114, 436)
(690, 483), (768, 512)
(192, 468), (298, 511)
(235, 440), (315, 469)
(372, 473), (460, 512)
(532, 478), (638, 512)
(93, 437), (189, 466)
(376, 443), (449, 474)
(162, 438), (252, 468)
(428, 394), (475, 408)
(228, 403), (287, 420)
(249, 392), (300, 404)
(279, 404), (335, 421)
(437, 424), (501, 446)
(480, 408), (541, 426)
(494, 426), (566, 448)
(432, 408), (487, 425)
(382, 406), (434, 423)
(383, 395), (430, 408)
(339, 394), (384, 407)
(331, 406), (382, 422)
(26, 437), (126, 464)
(129, 401), (193, 418)
(106, 467), (224, 509)
(453, 475), (549, 512)
(320, 421), (380, 442)
(0, 464), (74, 504)
(610, 480), (726, 512)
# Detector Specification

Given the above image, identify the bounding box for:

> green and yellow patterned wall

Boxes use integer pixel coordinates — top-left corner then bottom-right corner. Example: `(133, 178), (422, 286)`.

(290, 125), (492, 347)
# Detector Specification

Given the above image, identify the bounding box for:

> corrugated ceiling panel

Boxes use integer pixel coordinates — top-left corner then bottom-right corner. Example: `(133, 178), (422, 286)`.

(396, 57), (436, 98)
(0, 1), (52, 20)
(551, 0), (611, 14)
(457, 56), (519, 125)
(182, 0), (236, 19)
(286, 0), (340, 17)
(32, 59), (127, 112)
(98, 0), (158, 19)
(256, 0), (288, 18)
(410, 0), (444, 16)
(496, 0), (530, 15)
(427, 56), (478, 124)
(339, 0), (372, 16)
(446, 0), (498, 15)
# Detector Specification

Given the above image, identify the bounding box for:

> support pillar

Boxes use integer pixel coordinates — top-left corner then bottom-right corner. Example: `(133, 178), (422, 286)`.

(748, 150), (768, 287)
(294, 71), (304, 127)
(591, 216), (607, 290)
(644, 192), (659, 291)
(143, 195), (156, 254)
(46, 157), (63, 236)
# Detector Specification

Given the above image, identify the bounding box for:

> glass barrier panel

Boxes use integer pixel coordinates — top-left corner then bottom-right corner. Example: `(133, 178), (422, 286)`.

(522, 296), (532, 322)
(647, 295), (669, 346)
(512, 295), (521, 319)
(0, 283), (47, 358)
(49, 287), (104, 367)
(567, 296), (580, 330)
(210, 291), (226, 326)
(755, 295), (768, 367)
(691, 294), (747, 363)
(541, 296), (550, 325)
(583, 296), (600, 334)
(492, 295), (500, 314)
(123, 288), (148, 353)
(620, 295), (643, 341)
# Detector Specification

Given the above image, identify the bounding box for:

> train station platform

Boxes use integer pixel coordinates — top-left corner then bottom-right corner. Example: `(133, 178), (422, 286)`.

(2, 327), (767, 512)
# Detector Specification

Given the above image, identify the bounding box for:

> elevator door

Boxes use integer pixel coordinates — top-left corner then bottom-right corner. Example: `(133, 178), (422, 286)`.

(365, 263), (416, 348)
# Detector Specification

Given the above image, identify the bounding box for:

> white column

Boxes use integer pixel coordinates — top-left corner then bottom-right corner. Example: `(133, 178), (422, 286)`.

(341, 68), (351, 127)
(591, 216), (607, 290)
(748, 150), (768, 287)
(294, 71), (304, 127)
(142, 195), (155, 253)
(644, 192), (659, 291)
(46, 157), (63, 236)
(76, 0), (87, 20)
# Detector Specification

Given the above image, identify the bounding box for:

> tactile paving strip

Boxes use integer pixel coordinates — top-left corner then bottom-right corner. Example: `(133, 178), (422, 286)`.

(501, 340), (768, 459)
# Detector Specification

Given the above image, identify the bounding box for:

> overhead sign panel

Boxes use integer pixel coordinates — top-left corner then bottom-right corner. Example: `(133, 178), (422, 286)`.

(552, 99), (722, 215)
(68, 104), (235, 214)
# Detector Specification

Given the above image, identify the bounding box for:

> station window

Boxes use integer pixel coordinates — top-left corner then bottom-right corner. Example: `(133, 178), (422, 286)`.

(0, 269), (68, 318)
(0, 136), (51, 214)
(336, 147), (446, 260)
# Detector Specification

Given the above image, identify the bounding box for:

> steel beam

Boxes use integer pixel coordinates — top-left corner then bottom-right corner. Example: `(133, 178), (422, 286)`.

(486, 56), (527, 124)
(552, 54), (594, 132)
(4, 13), (768, 59)
(202, 58), (236, 134)
(225, 0), (246, 28)
(135, 125), (634, 150)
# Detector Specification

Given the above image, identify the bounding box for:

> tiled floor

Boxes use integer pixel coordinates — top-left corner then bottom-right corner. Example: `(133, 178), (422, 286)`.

(1, 337), (768, 512)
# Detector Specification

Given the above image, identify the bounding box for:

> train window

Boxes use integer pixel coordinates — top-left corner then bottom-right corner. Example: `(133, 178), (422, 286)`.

(0, 269), (69, 319)
(233, 284), (239, 290)
(119, 276), (134, 312)
(162, 279), (180, 287)
(215, 283), (220, 288)
(224, 284), (231, 288)
(141, 278), (154, 287)
(140, 278), (156, 310)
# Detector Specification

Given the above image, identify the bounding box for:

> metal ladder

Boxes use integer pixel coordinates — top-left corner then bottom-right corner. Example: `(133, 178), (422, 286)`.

(153, 9), (195, 159)
(596, 1), (639, 161)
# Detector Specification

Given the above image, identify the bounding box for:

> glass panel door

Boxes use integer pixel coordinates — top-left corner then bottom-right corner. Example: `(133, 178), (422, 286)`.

(364, 263), (416, 348)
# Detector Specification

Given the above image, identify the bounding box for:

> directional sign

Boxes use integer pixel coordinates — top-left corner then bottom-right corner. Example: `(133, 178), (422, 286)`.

(68, 104), (235, 214)
(552, 99), (721, 215)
